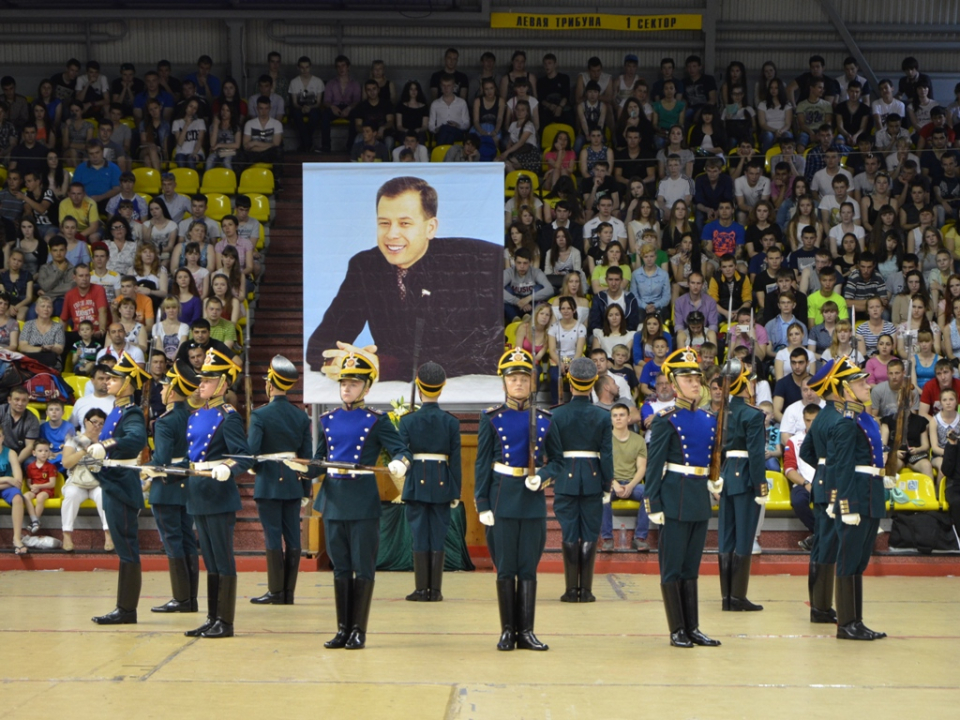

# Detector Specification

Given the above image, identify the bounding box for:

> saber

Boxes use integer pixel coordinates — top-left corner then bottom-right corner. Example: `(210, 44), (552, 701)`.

(225, 454), (390, 474)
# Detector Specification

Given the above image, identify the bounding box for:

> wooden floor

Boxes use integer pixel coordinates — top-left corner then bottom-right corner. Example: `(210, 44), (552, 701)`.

(1, 570), (957, 719)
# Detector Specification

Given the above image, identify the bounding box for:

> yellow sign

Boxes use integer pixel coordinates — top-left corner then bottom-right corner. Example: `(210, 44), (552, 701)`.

(490, 12), (702, 32)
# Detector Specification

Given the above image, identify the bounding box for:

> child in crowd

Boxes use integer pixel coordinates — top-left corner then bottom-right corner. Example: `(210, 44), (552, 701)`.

(40, 399), (74, 471)
(759, 400), (783, 471)
(23, 439), (58, 532)
(638, 337), (669, 397)
(71, 320), (102, 377)
(608, 343), (639, 398)
(699, 341), (718, 367)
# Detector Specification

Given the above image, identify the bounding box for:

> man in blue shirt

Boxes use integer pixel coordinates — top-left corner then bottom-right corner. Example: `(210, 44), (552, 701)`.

(700, 200), (745, 271)
(183, 54), (221, 104)
(693, 159), (734, 228)
(133, 71), (175, 123)
(71, 140), (121, 213)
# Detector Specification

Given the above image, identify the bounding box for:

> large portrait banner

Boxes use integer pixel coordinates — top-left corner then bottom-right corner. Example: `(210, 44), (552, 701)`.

(303, 163), (506, 405)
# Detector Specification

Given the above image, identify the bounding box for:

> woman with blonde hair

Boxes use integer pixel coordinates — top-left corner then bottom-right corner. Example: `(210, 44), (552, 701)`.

(152, 296), (190, 360)
(549, 273), (589, 324)
(821, 319), (865, 364)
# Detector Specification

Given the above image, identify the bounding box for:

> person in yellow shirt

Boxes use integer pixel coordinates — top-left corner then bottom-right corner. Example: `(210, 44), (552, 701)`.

(58, 182), (102, 241)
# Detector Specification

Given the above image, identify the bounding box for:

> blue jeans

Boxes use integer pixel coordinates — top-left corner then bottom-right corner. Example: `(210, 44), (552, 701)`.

(600, 482), (649, 540)
(174, 153), (201, 169)
(760, 130), (794, 153)
(776, 197), (794, 230)
(434, 125), (465, 145)
(765, 457), (781, 472)
(790, 484), (815, 533)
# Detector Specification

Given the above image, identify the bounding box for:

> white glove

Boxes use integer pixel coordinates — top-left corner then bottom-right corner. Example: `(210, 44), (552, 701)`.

(883, 476), (896, 490)
(212, 464), (231, 482)
(524, 474), (542, 491)
(648, 512), (665, 525)
(478, 510), (495, 526)
(602, 491), (612, 504)
(450, 499), (460, 509)
(301, 496), (311, 508)
(707, 478), (724, 494)
(388, 459), (407, 478)
(755, 494), (769, 506)
(826, 504), (836, 519)
(283, 460), (310, 473)
(841, 512), (861, 526)
(87, 443), (106, 460)
(140, 467), (166, 480)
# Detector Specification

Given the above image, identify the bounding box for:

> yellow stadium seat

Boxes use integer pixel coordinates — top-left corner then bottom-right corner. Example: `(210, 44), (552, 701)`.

(26, 405), (42, 421)
(170, 167), (200, 195)
(0, 167), (7, 187)
(205, 193), (232, 222)
(504, 320), (522, 349)
(120, 117), (136, 130)
(431, 145), (452, 162)
(244, 193), (271, 224)
(255, 224), (265, 251)
(766, 471), (793, 512)
(505, 170), (540, 197)
(238, 167), (275, 196)
(28, 474), (66, 510)
(940, 478), (949, 511)
(890, 471), (940, 511)
(611, 500), (641, 512)
(63, 375), (89, 399)
(200, 167), (238, 195)
(133, 166), (161, 195)
(764, 145), (782, 174)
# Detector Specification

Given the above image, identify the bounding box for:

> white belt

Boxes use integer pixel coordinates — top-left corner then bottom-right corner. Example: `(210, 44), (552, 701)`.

(665, 463), (710, 477)
(171, 457), (185, 464)
(413, 453), (449, 462)
(563, 451), (600, 458)
(818, 458), (826, 466)
(192, 461), (221, 471)
(327, 468), (375, 477)
(493, 462), (527, 477)
(855, 465), (883, 476)
(726, 451), (749, 459)
(108, 458), (139, 466)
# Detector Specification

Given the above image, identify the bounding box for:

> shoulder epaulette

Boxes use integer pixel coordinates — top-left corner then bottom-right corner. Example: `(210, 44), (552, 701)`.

(319, 408), (337, 418)
(222, 404), (237, 414)
(367, 407), (384, 416)
(536, 408), (552, 418)
(483, 404), (504, 415)
(657, 406), (676, 417)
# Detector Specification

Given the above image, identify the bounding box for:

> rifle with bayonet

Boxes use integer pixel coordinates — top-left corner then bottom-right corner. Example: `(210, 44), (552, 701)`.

(223, 453), (390, 474)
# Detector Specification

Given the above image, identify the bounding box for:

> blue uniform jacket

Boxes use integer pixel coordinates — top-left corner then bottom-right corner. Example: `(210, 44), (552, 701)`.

(644, 399), (716, 522)
(97, 401), (146, 510)
(248, 396), (313, 501)
(149, 401), (190, 506)
(186, 402), (253, 516)
(720, 396), (768, 497)
(544, 396), (614, 496)
(475, 404), (559, 519)
(398, 402), (462, 504)
(833, 403), (886, 519)
(312, 406), (410, 521)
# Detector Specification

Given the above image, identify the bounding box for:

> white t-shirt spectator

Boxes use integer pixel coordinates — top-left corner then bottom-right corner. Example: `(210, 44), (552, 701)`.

(288, 76), (325, 109)
(97, 344), (145, 366)
(657, 176), (695, 209)
(828, 222), (866, 249)
(391, 144), (429, 163)
(811, 168), (854, 197)
(583, 215), (627, 243)
(734, 175), (771, 208)
(872, 98), (905, 124)
(757, 101), (793, 132)
(172, 117), (206, 156)
(548, 321), (587, 360)
(779, 396), (825, 439)
(244, 117), (283, 145)
(76, 74), (110, 100)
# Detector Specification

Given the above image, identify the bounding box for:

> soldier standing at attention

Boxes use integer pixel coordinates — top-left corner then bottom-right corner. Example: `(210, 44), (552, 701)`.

(301, 348), (410, 650)
(183, 349), (253, 639)
(801, 359), (843, 624)
(398, 362), (462, 602)
(248, 355), (313, 606)
(88, 352), (150, 625)
(717, 360), (769, 612)
(545, 357), (613, 604)
(644, 348), (722, 648)
(825, 356), (889, 641)
(149, 360), (201, 614)
(475, 348), (559, 652)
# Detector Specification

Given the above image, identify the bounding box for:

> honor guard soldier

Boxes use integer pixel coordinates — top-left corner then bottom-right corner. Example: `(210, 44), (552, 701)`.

(644, 348), (721, 648)
(475, 348), (558, 652)
(88, 352), (150, 625)
(716, 360), (769, 612)
(248, 355), (313, 606)
(149, 360), (201, 614)
(823, 356), (889, 641)
(184, 349), (253, 639)
(801, 359), (844, 624)
(545, 357), (613, 603)
(398, 362), (462, 602)
(300, 348), (410, 650)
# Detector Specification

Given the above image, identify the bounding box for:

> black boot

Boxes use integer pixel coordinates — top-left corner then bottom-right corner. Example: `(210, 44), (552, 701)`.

(559, 542), (580, 603)
(718, 552), (733, 611)
(93, 562), (141, 625)
(283, 547), (301, 605)
(809, 563), (837, 623)
(578, 541), (598, 603)
(152, 556), (192, 612)
(427, 551), (445, 602)
(250, 549), (285, 605)
(345, 577), (374, 649)
(406, 551), (430, 602)
(495, 578), (516, 651)
(202, 574), (236, 638)
(835, 575), (873, 640)
(681, 578), (721, 646)
(187, 554), (200, 612)
(660, 582), (693, 648)
(515, 580), (548, 650)
(324, 577), (352, 649)
(186, 574), (219, 636)
(855, 574), (886, 639)
(728, 554), (763, 611)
